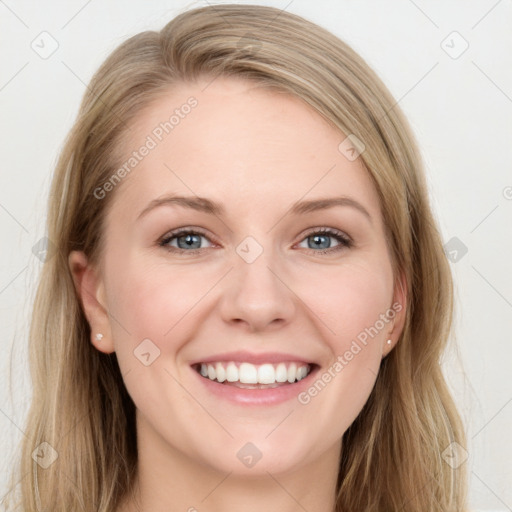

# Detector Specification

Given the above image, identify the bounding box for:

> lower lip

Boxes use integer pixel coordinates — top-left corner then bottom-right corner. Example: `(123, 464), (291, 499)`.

(191, 365), (319, 406)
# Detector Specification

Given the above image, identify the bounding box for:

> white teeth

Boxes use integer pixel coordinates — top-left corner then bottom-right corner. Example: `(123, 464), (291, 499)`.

(239, 362), (258, 384)
(275, 363), (288, 382)
(257, 364), (275, 384)
(196, 361), (311, 385)
(215, 362), (226, 383)
(226, 362), (238, 382)
(297, 365), (307, 380)
(287, 363), (297, 383)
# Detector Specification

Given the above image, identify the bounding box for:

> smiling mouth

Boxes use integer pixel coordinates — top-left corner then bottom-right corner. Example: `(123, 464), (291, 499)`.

(192, 361), (316, 388)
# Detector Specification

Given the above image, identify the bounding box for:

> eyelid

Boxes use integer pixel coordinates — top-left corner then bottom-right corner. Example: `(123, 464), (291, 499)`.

(300, 226), (352, 243)
(295, 227), (353, 253)
(158, 227), (217, 253)
(158, 226), (353, 254)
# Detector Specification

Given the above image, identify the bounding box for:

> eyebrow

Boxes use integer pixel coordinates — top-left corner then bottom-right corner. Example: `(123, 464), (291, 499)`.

(136, 194), (373, 224)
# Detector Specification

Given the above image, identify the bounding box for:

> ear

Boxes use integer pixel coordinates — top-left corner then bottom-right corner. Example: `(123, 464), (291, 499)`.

(383, 269), (408, 357)
(68, 250), (115, 354)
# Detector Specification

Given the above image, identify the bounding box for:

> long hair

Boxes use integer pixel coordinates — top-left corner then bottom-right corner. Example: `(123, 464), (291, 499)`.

(3, 4), (468, 511)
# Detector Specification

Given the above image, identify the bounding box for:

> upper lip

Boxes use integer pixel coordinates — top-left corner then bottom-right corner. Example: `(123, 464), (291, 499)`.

(190, 350), (317, 366)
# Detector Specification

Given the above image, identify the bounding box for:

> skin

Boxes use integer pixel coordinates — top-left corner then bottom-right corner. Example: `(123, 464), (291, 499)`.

(69, 76), (407, 512)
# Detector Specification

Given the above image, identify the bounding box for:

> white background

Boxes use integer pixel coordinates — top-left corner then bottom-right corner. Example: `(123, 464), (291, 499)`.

(1, 1), (511, 510)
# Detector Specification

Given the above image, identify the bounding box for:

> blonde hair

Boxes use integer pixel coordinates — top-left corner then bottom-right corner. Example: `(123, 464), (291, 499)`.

(3, 4), (468, 511)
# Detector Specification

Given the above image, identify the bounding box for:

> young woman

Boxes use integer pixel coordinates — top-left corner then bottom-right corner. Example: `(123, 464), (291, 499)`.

(3, 4), (468, 511)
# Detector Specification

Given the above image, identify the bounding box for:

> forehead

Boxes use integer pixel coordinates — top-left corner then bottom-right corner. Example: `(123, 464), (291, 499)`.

(108, 76), (382, 224)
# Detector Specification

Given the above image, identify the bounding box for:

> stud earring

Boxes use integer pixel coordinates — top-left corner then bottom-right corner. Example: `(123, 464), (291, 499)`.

(386, 339), (392, 345)
(95, 333), (104, 341)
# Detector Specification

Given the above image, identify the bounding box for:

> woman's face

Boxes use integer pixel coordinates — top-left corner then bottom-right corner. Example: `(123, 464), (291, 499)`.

(72, 76), (406, 477)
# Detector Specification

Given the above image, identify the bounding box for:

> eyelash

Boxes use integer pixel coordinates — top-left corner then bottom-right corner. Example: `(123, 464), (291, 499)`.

(158, 227), (353, 255)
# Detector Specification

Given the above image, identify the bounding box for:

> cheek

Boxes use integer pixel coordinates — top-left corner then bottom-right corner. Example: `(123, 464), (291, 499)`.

(105, 254), (209, 354)
(105, 258), (208, 411)
(294, 262), (392, 439)
(297, 259), (393, 348)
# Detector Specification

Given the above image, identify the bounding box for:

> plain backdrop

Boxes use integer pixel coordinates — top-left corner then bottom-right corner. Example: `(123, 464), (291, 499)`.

(1, 1), (511, 510)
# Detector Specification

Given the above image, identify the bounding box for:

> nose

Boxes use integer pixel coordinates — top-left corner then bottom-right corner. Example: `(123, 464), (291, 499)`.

(219, 245), (296, 332)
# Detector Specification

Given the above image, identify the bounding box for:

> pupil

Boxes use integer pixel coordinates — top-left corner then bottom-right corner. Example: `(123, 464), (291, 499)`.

(311, 234), (330, 249)
(178, 234), (201, 249)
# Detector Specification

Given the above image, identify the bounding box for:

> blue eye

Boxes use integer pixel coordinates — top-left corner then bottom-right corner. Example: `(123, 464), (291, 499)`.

(297, 228), (352, 254)
(159, 229), (213, 254)
(159, 227), (352, 255)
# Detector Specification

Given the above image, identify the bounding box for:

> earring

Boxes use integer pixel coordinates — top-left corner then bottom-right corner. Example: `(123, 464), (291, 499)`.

(95, 333), (104, 341)
(386, 339), (392, 345)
